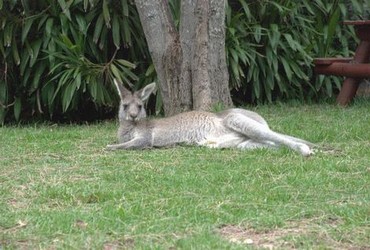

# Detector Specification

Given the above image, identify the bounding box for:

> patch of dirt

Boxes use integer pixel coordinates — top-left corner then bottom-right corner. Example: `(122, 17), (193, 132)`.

(103, 239), (135, 250)
(218, 224), (299, 249)
(7, 198), (29, 209)
(217, 218), (366, 249)
(1, 220), (28, 233)
(0, 239), (34, 250)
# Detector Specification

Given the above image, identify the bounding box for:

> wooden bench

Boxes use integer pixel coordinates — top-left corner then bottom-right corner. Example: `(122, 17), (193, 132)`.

(314, 57), (370, 78)
(314, 57), (353, 65)
(313, 20), (370, 106)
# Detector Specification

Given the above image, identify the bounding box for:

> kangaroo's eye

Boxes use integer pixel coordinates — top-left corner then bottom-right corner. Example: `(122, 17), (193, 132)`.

(123, 104), (128, 110)
(138, 105), (143, 110)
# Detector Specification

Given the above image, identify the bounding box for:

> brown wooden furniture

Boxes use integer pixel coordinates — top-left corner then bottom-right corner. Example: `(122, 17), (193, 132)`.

(313, 20), (370, 106)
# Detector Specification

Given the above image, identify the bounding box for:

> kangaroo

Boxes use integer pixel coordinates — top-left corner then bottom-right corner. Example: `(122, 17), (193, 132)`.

(107, 79), (314, 156)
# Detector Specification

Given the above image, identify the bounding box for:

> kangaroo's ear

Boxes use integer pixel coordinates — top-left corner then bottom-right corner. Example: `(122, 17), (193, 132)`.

(113, 78), (131, 99)
(136, 82), (156, 101)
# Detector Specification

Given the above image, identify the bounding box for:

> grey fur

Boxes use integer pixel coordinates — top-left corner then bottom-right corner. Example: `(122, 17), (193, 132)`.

(107, 80), (314, 156)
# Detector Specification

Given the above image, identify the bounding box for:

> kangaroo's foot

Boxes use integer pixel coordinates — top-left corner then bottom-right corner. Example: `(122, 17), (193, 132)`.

(296, 143), (314, 157)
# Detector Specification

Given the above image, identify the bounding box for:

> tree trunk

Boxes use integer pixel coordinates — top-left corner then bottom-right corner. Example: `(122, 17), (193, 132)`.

(134, 0), (232, 116)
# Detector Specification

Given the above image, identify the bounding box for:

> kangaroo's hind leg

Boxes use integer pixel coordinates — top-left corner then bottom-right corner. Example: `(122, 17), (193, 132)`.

(224, 113), (313, 156)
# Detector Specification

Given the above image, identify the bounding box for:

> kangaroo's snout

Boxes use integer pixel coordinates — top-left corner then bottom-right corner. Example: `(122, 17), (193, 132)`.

(124, 103), (143, 121)
(128, 112), (138, 121)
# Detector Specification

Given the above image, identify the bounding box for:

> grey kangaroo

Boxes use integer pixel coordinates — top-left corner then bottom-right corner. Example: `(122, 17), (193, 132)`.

(107, 79), (314, 156)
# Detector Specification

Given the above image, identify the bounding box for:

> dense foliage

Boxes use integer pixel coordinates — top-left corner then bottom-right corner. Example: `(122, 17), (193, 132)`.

(226, 0), (365, 104)
(0, 0), (367, 123)
(0, 0), (149, 123)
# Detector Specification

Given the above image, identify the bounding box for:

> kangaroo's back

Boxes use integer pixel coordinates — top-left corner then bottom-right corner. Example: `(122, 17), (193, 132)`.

(147, 111), (225, 147)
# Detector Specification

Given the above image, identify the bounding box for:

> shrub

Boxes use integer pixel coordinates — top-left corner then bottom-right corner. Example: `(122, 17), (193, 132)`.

(0, 0), (149, 123)
(226, 0), (365, 104)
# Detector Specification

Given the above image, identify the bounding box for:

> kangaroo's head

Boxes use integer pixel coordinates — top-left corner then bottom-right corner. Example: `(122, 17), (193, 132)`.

(113, 79), (156, 122)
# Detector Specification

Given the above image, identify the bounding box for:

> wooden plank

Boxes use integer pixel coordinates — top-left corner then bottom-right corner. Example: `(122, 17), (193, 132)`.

(343, 20), (370, 26)
(315, 62), (370, 77)
(313, 57), (353, 65)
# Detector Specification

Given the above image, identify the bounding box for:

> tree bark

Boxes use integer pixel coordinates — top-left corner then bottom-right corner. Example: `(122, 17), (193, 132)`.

(134, 0), (183, 115)
(134, 0), (232, 116)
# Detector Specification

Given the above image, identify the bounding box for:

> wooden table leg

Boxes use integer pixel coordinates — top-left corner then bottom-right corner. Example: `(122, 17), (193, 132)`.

(336, 40), (370, 106)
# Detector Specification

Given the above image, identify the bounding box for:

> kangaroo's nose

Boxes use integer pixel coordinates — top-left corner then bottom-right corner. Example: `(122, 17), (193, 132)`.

(129, 113), (137, 120)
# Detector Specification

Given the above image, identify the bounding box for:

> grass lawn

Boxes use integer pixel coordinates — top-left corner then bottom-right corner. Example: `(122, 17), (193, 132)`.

(1, 100), (369, 249)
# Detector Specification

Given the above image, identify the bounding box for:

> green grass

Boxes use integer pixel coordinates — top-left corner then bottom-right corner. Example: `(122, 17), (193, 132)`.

(1, 101), (369, 249)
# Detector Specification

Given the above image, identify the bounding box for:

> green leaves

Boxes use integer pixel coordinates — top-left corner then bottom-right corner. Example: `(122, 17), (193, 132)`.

(112, 14), (120, 48)
(47, 31), (139, 113)
(0, 0), (147, 123)
(102, 0), (111, 28)
(13, 97), (22, 121)
(226, 0), (363, 104)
